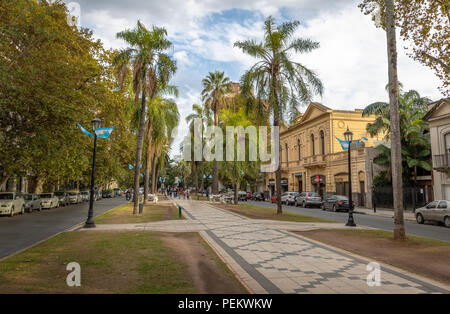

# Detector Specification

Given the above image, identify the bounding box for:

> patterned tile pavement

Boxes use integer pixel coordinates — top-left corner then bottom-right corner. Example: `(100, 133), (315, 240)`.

(80, 200), (449, 294)
(176, 200), (449, 294)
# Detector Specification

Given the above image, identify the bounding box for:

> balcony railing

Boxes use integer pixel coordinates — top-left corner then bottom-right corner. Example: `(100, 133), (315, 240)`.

(433, 154), (450, 172)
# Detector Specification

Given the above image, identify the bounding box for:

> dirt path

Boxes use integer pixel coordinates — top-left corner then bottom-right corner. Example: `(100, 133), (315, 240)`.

(160, 232), (248, 294)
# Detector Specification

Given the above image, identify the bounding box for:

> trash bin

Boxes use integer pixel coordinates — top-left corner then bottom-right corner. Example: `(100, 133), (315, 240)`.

(139, 202), (143, 214)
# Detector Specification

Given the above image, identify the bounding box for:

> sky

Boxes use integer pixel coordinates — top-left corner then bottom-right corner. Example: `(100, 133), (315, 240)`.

(62, 0), (444, 157)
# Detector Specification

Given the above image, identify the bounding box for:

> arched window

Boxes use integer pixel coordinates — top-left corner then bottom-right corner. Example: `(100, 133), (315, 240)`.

(285, 143), (289, 164)
(320, 130), (325, 155)
(311, 134), (315, 156)
(298, 139), (301, 160)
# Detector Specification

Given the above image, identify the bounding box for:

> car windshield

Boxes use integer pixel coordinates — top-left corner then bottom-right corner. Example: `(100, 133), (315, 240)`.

(0, 193), (14, 200)
(55, 192), (65, 196)
(81, 192), (88, 195)
(24, 194), (33, 200)
(336, 195), (348, 200)
(40, 194), (52, 198)
(68, 193), (77, 196)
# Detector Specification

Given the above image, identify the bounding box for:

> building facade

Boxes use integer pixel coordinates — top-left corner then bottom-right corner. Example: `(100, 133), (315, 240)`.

(266, 103), (381, 206)
(424, 98), (450, 201)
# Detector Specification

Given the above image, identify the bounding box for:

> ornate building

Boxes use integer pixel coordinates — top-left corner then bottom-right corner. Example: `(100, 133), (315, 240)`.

(266, 102), (381, 206)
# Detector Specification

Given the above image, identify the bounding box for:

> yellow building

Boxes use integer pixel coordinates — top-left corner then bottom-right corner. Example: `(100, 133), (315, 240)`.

(266, 102), (381, 205)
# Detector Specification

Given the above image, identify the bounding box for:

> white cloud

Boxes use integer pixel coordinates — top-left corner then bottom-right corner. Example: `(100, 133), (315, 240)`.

(70, 0), (445, 158)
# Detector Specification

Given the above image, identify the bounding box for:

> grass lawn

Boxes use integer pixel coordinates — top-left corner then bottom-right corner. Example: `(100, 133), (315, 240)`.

(94, 202), (181, 224)
(214, 203), (335, 223)
(0, 231), (246, 294)
(297, 229), (450, 285)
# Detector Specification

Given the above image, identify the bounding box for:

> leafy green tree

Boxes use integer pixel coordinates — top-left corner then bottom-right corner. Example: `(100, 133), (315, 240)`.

(201, 71), (231, 194)
(234, 16), (323, 214)
(114, 21), (176, 213)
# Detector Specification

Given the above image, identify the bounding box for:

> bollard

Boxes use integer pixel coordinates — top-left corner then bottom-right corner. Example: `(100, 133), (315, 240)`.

(178, 205), (182, 219)
(139, 202), (143, 214)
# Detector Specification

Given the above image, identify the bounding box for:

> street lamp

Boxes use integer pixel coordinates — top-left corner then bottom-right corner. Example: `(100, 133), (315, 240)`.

(84, 117), (101, 228)
(344, 127), (356, 227)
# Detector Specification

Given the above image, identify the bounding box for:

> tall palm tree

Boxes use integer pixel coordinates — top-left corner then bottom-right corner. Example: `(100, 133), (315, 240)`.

(186, 103), (212, 196)
(234, 16), (323, 214)
(113, 21), (176, 214)
(143, 85), (178, 204)
(201, 71), (231, 194)
(147, 97), (179, 195)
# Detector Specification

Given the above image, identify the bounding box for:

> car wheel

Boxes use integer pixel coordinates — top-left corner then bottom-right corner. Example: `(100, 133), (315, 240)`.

(10, 207), (14, 217)
(444, 216), (450, 228)
(332, 205), (337, 212)
(21, 206), (25, 214)
(321, 204), (325, 211)
(416, 213), (424, 224)
(302, 201), (306, 208)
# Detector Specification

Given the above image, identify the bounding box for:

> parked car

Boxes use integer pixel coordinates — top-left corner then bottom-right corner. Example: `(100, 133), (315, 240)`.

(281, 192), (299, 206)
(295, 192), (322, 208)
(67, 192), (81, 204)
(24, 194), (42, 212)
(416, 200), (450, 228)
(321, 195), (354, 212)
(80, 191), (90, 202)
(271, 193), (278, 203)
(246, 192), (252, 200)
(102, 189), (114, 198)
(54, 191), (69, 207)
(252, 192), (264, 201)
(40, 193), (59, 209)
(0, 192), (25, 216)
(113, 188), (123, 197)
(94, 191), (101, 201)
(238, 191), (248, 202)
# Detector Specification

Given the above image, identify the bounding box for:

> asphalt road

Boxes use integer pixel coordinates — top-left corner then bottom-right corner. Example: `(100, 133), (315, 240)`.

(245, 200), (450, 242)
(0, 197), (127, 260)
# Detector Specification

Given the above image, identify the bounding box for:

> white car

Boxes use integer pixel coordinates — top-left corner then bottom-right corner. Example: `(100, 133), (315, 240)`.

(281, 192), (299, 205)
(67, 192), (81, 204)
(39, 193), (59, 209)
(0, 192), (25, 216)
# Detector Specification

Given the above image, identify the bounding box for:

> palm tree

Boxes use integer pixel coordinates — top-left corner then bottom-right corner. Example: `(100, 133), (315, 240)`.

(186, 103), (212, 197)
(201, 71), (231, 194)
(147, 97), (179, 196)
(113, 21), (176, 214)
(234, 16), (323, 214)
(143, 95), (179, 204)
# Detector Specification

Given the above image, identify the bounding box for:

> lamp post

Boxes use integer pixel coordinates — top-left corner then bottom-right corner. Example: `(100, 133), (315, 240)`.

(344, 127), (356, 227)
(84, 117), (101, 228)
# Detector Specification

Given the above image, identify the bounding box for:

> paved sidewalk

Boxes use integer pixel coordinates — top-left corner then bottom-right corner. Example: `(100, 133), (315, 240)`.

(356, 206), (416, 221)
(80, 200), (449, 294)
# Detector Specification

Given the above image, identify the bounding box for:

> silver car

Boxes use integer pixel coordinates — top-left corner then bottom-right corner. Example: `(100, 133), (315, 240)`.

(80, 191), (90, 202)
(281, 192), (299, 205)
(295, 192), (322, 208)
(24, 194), (42, 212)
(416, 200), (450, 228)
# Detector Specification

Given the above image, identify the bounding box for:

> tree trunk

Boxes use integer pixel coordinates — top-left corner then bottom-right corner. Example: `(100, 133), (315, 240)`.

(151, 151), (158, 194)
(212, 107), (219, 194)
(143, 121), (152, 205)
(34, 176), (44, 194)
(234, 181), (239, 205)
(193, 161), (199, 196)
(385, 0), (405, 240)
(274, 116), (283, 215)
(133, 87), (147, 214)
(0, 175), (9, 192)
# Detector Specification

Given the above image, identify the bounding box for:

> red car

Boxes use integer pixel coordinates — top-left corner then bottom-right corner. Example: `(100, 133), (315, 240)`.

(271, 194), (278, 203)
(246, 192), (252, 200)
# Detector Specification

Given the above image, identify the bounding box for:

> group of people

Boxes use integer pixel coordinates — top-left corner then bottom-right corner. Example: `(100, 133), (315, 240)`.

(165, 187), (193, 199)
